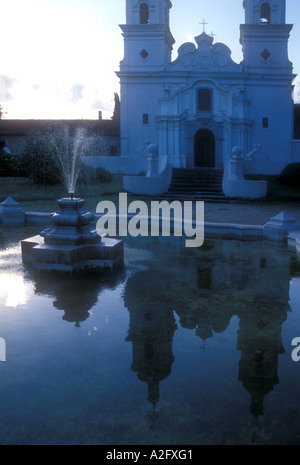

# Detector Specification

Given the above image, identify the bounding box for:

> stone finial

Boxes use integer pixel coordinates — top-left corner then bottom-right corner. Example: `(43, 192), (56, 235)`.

(1, 197), (21, 206)
(232, 146), (243, 159)
(0, 197), (25, 225)
(264, 211), (300, 242)
(148, 144), (159, 157)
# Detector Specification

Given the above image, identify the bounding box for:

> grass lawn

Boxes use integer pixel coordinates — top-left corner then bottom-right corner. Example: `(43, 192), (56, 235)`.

(0, 175), (124, 212)
(1, 174), (300, 214)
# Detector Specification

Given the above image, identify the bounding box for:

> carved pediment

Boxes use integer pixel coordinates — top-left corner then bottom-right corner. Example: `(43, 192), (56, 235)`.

(171, 33), (241, 72)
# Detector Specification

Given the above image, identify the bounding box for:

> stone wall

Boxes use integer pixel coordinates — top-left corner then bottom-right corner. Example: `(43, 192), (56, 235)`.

(0, 119), (120, 157)
(0, 134), (120, 157)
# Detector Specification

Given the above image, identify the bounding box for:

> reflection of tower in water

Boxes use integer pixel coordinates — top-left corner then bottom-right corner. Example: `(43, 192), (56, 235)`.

(187, 239), (292, 421)
(33, 270), (124, 327)
(124, 271), (177, 414)
(52, 282), (97, 326)
(123, 238), (294, 435)
(237, 302), (288, 419)
(236, 246), (292, 421)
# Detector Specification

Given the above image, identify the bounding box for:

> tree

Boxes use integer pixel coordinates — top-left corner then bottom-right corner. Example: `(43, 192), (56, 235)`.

(0, 105), (6, 119)
(111, 93), (120, 123)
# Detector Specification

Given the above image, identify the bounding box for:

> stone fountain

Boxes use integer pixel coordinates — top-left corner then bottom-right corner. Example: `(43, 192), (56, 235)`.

(21, 126), (123, 273)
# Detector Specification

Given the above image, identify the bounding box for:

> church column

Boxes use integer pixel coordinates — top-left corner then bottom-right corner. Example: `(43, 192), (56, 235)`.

(180, 122), (186, 167)
(246, 123), (252, 156)
(168, 121), (175, 166)
(168, 120), (182, 168)
(173, 121), (181, 168)
(231, 120), (241, 151)
(223, 120), (232, 167)
(120, 82), (129, 157)
(162, 121), (169, 158)
(240, 121), (252, 159)
(239, 123), (245, 154)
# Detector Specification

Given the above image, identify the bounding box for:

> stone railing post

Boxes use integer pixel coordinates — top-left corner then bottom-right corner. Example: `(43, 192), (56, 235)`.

(147, 144), (160, 178)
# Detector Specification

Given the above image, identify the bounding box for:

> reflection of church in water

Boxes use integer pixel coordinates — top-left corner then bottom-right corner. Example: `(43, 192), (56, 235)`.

(34, 236), (300, 420)
(123, 238), (298, 419)
(125, 270), (177, 408)
(33, 269), (125, 327)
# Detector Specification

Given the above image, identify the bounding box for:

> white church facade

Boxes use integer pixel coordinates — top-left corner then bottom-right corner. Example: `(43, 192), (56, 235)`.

(115, 0), (300, 192)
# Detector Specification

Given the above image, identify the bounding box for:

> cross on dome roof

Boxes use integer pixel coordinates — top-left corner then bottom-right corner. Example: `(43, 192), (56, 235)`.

(200, 19), (208, 33)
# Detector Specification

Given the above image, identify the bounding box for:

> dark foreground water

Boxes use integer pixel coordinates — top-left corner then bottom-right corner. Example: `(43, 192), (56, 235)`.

(0, 227), (300, 445)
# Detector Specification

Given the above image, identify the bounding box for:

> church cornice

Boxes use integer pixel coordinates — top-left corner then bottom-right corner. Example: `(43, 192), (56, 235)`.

(156, 113), (254, 126)
(117, 70), (247, 78)
(240, 23), (293, 39)
(120, 24), (175, 47)
(116, 69), (295, 89)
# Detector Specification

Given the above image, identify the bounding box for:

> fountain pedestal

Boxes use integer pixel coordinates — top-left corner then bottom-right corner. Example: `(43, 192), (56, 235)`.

(21, 197), (124, 272)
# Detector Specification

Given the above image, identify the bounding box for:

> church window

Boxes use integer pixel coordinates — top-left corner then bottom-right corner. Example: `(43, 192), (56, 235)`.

(197, 89), (212, 112)
(144, 343), (154, 360)
(260, 2), (271, 24)
(140, 3), (149, 24)
(197, 267), (212, 290)
(261, 48), (271, 61)
(262, 117), (269, 128)
(140, 49), (149, 59)
(142, 113), (149, 125)
(260, 257), (267, 268)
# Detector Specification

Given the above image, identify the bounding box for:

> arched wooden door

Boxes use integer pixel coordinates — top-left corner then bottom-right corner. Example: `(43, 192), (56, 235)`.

(194, 129), (215, 168)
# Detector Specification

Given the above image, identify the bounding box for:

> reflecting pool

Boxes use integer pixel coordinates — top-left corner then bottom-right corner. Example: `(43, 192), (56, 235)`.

(0, 227), (300, 445)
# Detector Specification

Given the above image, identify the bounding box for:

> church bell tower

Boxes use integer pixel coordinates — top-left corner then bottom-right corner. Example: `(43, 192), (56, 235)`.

(120, 0), (175, 70)
(240, 0), (293, 73)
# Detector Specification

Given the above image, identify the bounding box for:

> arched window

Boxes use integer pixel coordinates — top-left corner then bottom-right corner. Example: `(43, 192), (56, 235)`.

(142, 113), (149, 125)
(197, 89), (212, 112)
(260, 2), (271, 24)
(144, 343), (154, 361)
(140, 3), (149, 24)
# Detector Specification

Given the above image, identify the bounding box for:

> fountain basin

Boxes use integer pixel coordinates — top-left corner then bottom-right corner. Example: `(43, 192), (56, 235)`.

(21, 235), (124, 272)
(21, 197), (124, 272)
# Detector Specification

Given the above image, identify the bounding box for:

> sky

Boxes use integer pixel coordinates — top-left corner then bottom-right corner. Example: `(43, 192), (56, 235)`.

(1, 0), (300, 120)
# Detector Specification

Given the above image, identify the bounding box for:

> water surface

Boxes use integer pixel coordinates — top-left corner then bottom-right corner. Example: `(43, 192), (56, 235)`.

(0, 228), (300, 445)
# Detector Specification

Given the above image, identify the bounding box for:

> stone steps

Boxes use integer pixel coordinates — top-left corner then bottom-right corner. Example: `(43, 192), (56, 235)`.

(163, 168), (226, 201)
